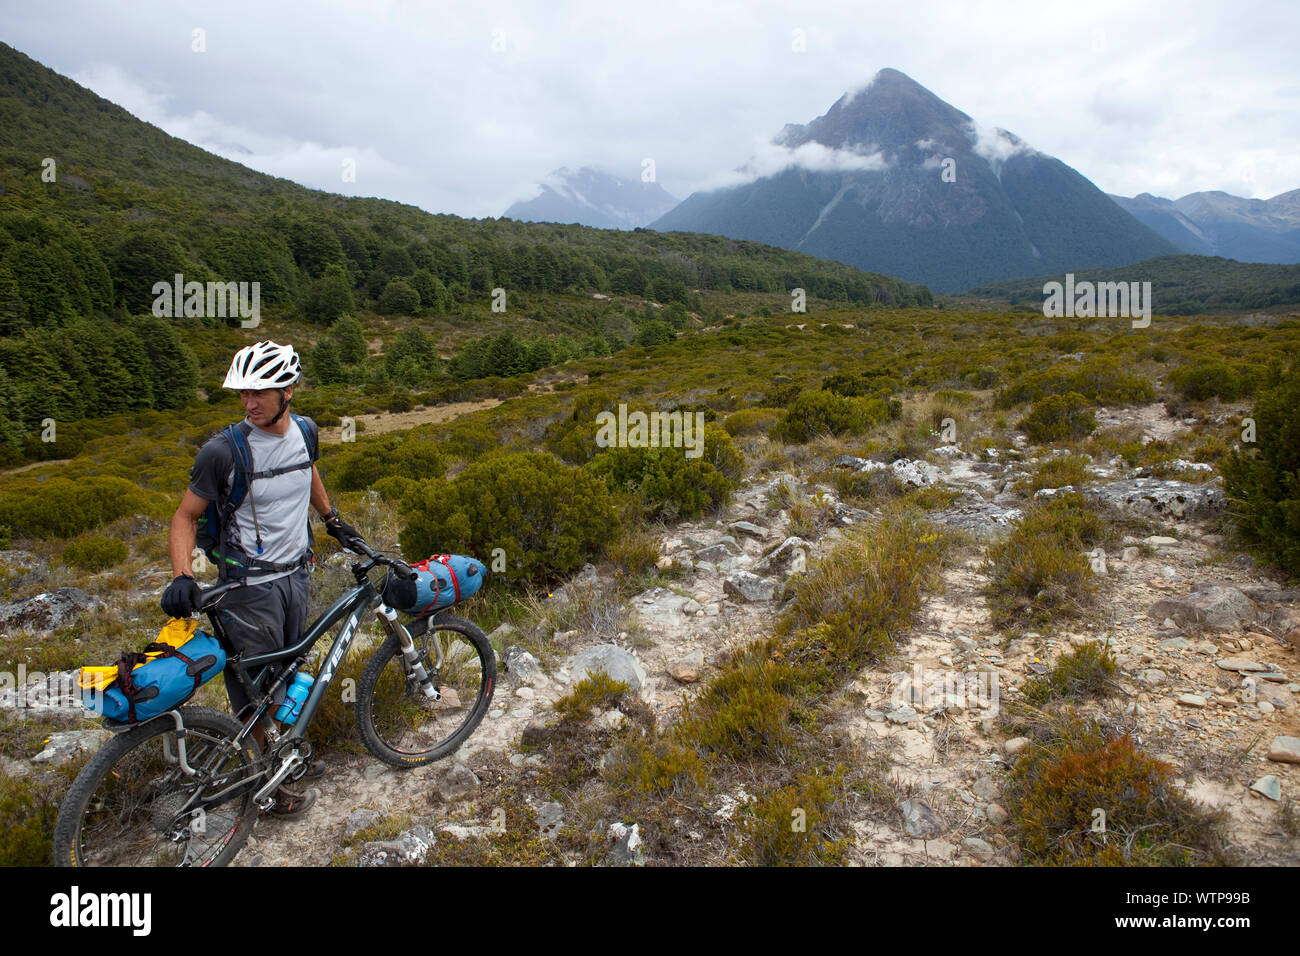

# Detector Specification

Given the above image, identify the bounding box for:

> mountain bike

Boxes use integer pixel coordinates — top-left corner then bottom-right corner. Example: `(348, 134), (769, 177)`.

(52, 538), (495, 867)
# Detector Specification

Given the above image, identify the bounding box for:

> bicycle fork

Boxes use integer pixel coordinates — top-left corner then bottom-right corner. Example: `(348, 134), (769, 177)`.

(377, 605), (441, 701)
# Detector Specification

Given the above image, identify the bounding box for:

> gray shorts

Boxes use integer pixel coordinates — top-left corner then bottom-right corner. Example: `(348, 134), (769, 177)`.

(212, 567), (310, 718)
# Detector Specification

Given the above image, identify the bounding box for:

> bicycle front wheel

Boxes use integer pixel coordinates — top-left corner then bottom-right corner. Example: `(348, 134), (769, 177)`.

(53, 706), (260, 867)
(356, 613), (495, 768)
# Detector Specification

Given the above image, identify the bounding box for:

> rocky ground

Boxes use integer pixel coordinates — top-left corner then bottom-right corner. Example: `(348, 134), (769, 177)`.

(3, 402), (1298, 866)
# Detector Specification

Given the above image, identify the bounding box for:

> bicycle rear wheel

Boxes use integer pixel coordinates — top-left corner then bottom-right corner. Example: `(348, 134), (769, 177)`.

(53, 706), (260, 867)
(356, 613), (495, 768)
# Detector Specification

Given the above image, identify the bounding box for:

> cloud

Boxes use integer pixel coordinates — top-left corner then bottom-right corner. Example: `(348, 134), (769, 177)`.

(1087, 79), (1166, 127)
(7, 0), (1298, 210)
(966, 120), (1033, 176)
(71, 63), (410, 200)
(700, 138), (889, 191)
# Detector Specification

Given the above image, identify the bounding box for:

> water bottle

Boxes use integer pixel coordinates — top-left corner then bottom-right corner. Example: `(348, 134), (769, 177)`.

(275, 672), (314, 725)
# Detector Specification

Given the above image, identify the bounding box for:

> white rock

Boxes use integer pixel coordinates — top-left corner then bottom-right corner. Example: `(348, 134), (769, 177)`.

(1266, 736), (1300, 763)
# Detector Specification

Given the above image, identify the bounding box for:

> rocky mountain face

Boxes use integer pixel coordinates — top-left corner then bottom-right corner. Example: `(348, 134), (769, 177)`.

(504, 167), (679, 230)
(1111, 190), (1300, 264)
(652, 68), (1177, 293)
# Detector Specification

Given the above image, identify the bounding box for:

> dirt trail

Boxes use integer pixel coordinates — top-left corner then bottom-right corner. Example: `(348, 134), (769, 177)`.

(0, 458), (71, 477)
(317, 399), (502, 443)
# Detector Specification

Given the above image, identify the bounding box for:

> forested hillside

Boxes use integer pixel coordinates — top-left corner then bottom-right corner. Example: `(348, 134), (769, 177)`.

(963, 255), (1300, 314)
(0, 41), (931, 462)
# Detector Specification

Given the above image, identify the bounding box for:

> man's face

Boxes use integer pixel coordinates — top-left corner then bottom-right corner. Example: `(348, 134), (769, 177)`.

(240, 386), (291, 426)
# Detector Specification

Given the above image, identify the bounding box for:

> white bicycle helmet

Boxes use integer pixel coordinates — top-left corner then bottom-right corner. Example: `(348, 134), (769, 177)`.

(222, 340), (302, 390)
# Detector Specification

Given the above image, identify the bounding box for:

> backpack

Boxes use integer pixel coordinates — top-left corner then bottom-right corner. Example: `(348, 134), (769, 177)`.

(79, 618), (227, 724)
(384, 554), (486, 616)
(195, 414), (319, 580)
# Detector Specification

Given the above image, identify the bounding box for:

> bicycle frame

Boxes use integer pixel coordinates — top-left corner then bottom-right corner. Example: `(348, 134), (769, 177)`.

(186, 574), (404, 810)
(213, 577), (379, 745)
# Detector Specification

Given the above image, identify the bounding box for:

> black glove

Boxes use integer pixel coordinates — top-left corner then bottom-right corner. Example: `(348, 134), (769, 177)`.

(325, 516), (362, 551)
(161, 574), (201, 617)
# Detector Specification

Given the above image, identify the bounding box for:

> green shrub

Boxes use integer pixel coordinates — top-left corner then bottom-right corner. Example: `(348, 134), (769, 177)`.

(61, 534), (128, 571)
(0, 476), (151, 539)
(611, 737), (707, 797)
(399, 451), (619, 588)
(781, 517), (953, 661)
(378, 279), (420, 315)
(1221, 363), (1300, 573)
(983, 495), (1101, 628)
(553, 672), (630, 721)
(963, 365), (1000, 389)
(1021, 642), (1119, 704)
(0, 773), (58, 865)
(739, 769), (850, 866)
(680, 666), (794, 758)
(1022, 492), (1110, 549)
(833, 466), (905, 503)
(325, 435), (445, 491)
(722, 407), (782, 436)
(543, 390), (618, 465)
(604, 527), (662, 579)
(1014, 454), (1092, 493)
(585, 425), (741, 521)
(1018, 392), (1096, 443)
(998, 357), (1154, 408)
(438, 420), (498, 461)
(769, 391), (893, 444)
(762, 381), (800, 407)
(372, 475), (418, 503)
(1166, 360), (1256, 401)
(821, 370), (901, 398)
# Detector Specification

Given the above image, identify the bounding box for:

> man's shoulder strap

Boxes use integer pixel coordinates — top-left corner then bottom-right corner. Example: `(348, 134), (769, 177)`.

(221, 421), (255, 510)
(290, 414), (318, 462)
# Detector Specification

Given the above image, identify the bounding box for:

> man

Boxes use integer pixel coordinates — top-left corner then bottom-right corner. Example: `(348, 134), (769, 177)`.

(161, 340), (362, 818)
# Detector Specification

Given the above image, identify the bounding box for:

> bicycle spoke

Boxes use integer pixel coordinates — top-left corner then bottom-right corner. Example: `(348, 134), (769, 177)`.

(359, 617), (493, 766)
(59, 709), (258, 867)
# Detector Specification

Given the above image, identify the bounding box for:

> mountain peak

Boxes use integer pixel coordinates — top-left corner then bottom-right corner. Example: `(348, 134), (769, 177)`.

(654, 73), (1177, 291)
(505, 166), (677, 230)
(779, 69), (974, 153)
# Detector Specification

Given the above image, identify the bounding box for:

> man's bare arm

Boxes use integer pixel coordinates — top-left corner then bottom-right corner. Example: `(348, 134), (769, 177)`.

(170, 489), (209, 578)
(310, 464), (334, 520)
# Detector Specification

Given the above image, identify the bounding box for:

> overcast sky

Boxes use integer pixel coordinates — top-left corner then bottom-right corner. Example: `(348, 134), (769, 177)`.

(6, 0), (1298, 217)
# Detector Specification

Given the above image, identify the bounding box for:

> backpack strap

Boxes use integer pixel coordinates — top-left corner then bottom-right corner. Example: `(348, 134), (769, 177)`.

(223, 422), (255, 511)
(214, 418), (316, 581)
(246, 460), (313, 481)
(292, 414), (319, 462)
(215, 423), (254, 581)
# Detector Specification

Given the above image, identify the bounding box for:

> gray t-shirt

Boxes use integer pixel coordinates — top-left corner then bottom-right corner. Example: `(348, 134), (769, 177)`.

(189, 417), (318, 585)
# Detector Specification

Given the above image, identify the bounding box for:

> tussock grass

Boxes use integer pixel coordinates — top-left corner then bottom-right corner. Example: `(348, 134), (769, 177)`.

(737, 768), (852, 866)
(553, 672), (630, 721)
(607, 511), (956, 868)
(983, 493), (1107, 629)
(1002, 707), (1229, 866)
(1021, 641), (1120, 705)
(1014, 454), (1093, 494)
